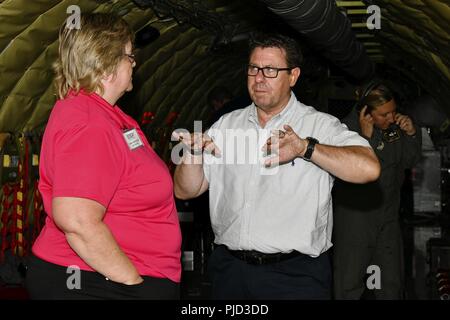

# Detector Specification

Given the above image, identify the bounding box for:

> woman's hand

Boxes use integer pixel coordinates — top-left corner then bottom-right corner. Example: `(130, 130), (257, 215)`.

(52, 197), (142, 285)
(359, 106), (374, 138)
(395, 113), (416, 136)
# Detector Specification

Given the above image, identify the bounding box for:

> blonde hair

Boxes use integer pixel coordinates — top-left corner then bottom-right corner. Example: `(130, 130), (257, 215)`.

(54, 13), (134, 99)
(360, 84), (395, 113)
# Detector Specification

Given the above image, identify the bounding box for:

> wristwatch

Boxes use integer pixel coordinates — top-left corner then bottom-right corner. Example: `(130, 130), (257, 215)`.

(303, 137), (319, 161)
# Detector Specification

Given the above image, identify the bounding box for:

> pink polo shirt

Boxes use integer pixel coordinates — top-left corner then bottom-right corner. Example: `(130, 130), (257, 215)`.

(32, 90), (182, 282)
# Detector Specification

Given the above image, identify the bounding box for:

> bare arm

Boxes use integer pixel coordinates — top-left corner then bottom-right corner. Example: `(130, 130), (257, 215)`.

(173, 131), (220, 200)
(174, 152), (209, 200)
(264, 125), (380, 184)
(309, 143), (380, 183)
(52, 197), (143, 285)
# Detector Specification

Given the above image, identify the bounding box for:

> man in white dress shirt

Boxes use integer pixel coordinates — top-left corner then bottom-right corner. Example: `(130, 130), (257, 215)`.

(173, 32), (380, 299)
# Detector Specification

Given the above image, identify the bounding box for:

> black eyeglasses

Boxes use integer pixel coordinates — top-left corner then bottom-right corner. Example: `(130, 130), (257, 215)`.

(124, 53), (136, 64)
(247, 64), (293, 78)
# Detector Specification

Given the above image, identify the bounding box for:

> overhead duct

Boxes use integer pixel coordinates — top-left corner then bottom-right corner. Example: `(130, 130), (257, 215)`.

(134, 25), (160, 49)
(259, 0), (375, 82)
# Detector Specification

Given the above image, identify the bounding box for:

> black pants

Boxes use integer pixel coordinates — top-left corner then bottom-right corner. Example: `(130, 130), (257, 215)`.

(207, 245), (331, 300)
(25, 255), (179, 300)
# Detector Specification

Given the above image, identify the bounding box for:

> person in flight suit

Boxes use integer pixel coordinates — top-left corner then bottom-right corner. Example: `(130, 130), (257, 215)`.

(333, 81), (422, 300)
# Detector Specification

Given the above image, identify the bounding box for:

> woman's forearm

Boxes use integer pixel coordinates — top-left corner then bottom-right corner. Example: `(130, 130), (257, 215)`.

(65, 221), (143, 284)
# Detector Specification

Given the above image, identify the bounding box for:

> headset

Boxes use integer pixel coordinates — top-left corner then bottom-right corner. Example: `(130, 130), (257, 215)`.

(356, 78), (401, 143)
(355, 78), (383, 115)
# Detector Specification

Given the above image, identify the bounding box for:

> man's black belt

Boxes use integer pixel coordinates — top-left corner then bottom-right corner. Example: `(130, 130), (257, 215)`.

(225, 246), (302, 265)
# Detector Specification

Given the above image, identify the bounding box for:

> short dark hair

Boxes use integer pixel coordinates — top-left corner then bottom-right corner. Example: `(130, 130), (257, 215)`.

(207, 86), (233, 107)
(248, 32), (303, 69)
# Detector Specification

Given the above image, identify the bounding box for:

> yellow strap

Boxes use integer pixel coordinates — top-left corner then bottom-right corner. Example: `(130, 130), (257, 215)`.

(32, 154), (39, 166)
(3, 154), (10, 167)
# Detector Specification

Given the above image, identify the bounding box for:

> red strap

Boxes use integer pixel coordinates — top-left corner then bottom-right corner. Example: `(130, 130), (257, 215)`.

(21, 140), (30, 255)
(15, 191), (25, 257)
(1, 184), (13, 262)
(165, 111), (178, 126)
(141, 111), (155, 125)
(13, 157), (26, 257)
(31, 179), (44, 244)
(2, 136), (43, 259)
(10, 183), (19, 256)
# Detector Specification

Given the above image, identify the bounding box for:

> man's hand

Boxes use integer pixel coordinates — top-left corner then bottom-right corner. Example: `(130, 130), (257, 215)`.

(172, 131), (221, 158)
(359, 106), (374, 138)
(262, 125), (307, 167)
(173, 130), (214, 200)
(395, 113), (416, 136)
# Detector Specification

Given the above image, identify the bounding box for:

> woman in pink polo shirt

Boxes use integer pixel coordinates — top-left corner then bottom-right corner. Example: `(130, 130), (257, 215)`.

(25, 13), (181, 299)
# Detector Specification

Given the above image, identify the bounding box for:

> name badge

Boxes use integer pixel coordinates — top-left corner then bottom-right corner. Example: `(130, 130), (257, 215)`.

(123, 128), (144, 150)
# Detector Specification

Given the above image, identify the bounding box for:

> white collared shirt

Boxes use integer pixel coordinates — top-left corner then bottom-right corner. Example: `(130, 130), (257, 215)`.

(203, 92), (370, 256)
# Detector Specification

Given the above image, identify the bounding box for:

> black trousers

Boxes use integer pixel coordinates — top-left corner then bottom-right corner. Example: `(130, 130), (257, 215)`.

(207, 245), (331, 300)
(25, 255), (179, 300)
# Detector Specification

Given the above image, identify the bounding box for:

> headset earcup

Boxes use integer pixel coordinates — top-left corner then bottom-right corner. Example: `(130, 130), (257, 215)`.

(357, 79), (382, 111)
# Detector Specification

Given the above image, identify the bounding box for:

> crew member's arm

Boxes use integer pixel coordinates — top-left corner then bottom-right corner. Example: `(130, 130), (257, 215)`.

(358, 106), (380, 151)
(396, 113), (422, 167)
(52, 197), (143, 285)
(264, 125), (380, 184)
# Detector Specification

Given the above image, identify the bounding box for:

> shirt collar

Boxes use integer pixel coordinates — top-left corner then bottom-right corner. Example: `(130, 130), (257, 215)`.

(248, 91), (297, 127)
(68, 89), (132, 129)
(71, 89), (118, 110)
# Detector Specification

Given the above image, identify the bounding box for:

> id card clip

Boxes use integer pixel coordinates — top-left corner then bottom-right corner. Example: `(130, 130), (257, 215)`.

(123, 128), (144, 150)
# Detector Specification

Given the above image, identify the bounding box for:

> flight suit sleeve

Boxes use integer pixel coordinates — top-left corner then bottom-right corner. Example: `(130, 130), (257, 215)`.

(401, 125), (422, 169)
(340, 110), (379, 149)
